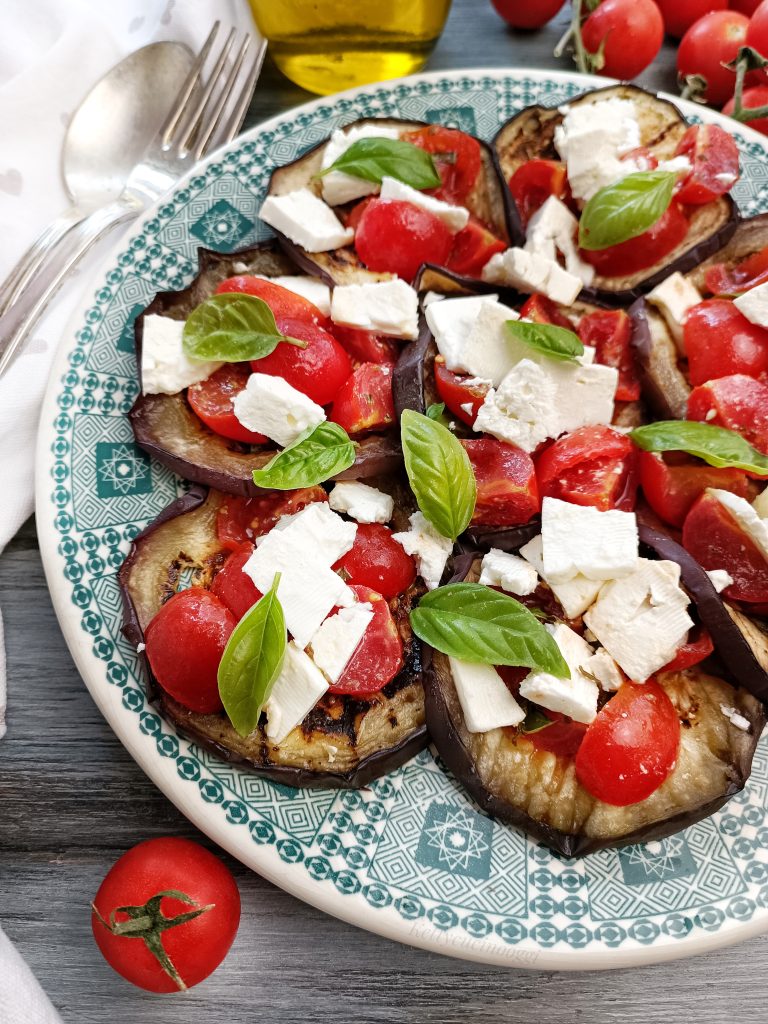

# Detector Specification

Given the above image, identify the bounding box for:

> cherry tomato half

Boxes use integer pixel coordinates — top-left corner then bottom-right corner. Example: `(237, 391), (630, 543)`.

(328, 585), (404, 695)
(683, 491), (768, 603)
(526, 712), (588, 759)
(250, 316), (352, 406)
(660, 624), (714, 673)
(216, 489), (327, 550)
(187, 363), (267, 444)
(401, 125), (482, 205)
(210, 547), (262, 621)
(144, 589), (235, 713)
(638, 450), (752, 528)
(674, 125), (740, 205)
(332, 523), (416, 599)
(215, 275), (328, 327)
(683, 299), (768, 386)
(433, 355), (489, 426)
(92, 837), (240, 993)
(575, 680), (680, 807)
(580, 203), (689, 278)
(535, 426), (638, 512)
(329, 362), (396, 436)
(581, 0), (664, 81)
(578, 309), (640, 402)
(520, 293), (574, 329)
(354, 198), (455, 282)
(677, 11), (749, 106)
(704, 243), (768, 295)
(461, 438), (540, 528)
(446, 215), (507, 278)
(508, 159), (567, 229)
(687, 374), (768, 456)
(332, 323), (399, 365)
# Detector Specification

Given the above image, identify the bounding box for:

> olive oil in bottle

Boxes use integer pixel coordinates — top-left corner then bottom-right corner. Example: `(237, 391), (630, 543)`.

(249, 0), (452, 95)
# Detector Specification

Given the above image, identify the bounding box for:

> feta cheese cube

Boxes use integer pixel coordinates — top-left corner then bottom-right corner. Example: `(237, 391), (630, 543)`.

(233, 373), (325, 448)
(380, 176), (469, 231)
(320, 124), (401, 206)
(259, 188), (354, 252)
(720, 704), (751, 732)
(584, 648), (624, 691)
(754, 487), (768, 519)
(141, 315), (222, 396)
(706, 569), (734, 593)
(458, 300), (525, 386)
(253, 274), (331, 316)
(265, 642), (329, 743)
(481, 247), (582, 305)
(519, 535), (603, 618)
(424, 293), (501, 372)
(392, 511), (452, 590)
(277, 502), (358, 564)
(541, 497), (639, 584)
(525, 195), (595, 286)
(309, 602), (374, 683)
(331, 279), (418, 339)
(647, 272), (702, 348)
(519, 623), (599, 724)
(554, 97), (641, 201)
(449, 658), (526, 732)
(479, 549), (538, 596)
(328, 481), (394, 524)
(709, 488), (768, 560)
(735, 282), (768, 328)
(584, 558), (693, 681)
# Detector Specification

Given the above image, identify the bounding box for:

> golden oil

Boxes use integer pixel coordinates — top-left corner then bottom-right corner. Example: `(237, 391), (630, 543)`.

(249, 0), (452, 95)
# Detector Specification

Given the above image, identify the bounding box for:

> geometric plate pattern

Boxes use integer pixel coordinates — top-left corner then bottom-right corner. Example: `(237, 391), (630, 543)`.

(37, 69), (768, 967)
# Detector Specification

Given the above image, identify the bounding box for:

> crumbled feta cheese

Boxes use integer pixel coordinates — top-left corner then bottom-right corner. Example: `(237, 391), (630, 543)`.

(136, 642), (146, 654)
(519, 535), (603, 618)
(392, 511), (452, 590)
(481, 247), (582, 305)
(424, 293), (500, 372)
(328, 481), (394, 524)
(584, 558), (693, 682)
(252, 274), (331, 316)
(473, 358), (617, 452)
(320, 124), (401, 205)
(554, 97), (641, 201)
(709, 488), (768, 561)
(233, 373), (325, 447)
(141, 315), (222, 396)
(735, 281), (768, 329)
(422, 290), (446, 306)
(706, 569), (734, 593)
(479, 549), (539, 596)
(519, 623), (598, 724)
(380, 175), (469, 231)
(541, 497), (639, 584)
(525, 195), (595, 286)
(450, 658), (526, 732)
(260, 188), (354, 252)
(265, 642), (329, 742)
(754, 487), (768, 519)
(647, 272), (702, 348)
(460, 401), (474, 416)
(720, 704), (751, 732)
(331, 278), (418, 339)
(309, 602), (374, 683)
(584, 648), (624, 691)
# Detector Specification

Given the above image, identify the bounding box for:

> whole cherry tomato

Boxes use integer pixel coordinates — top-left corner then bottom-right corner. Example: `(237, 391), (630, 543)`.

(581, 0), (664, 80)
(490, 0), (566, 30)
(683, 299), (768, 386)
(215, 275), (328, 327)
(354, 198), (455, 281)
(747, 2), (768, 82)
(677, 11), (749, 106)
(654, 0), (726, 39)
(250, 317), (351, 406)
(92, 837), (240, 992)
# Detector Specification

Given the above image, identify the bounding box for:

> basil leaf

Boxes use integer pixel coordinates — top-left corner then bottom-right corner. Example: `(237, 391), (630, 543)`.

(578, 171), (676, 251)
(521, 707), (553, 734)
(319, 137), (441, 190)
(410, 583), (570, 676)
(507, 320), (584, 363)
(218, 573), (286, 737)
(426, 402), (446, 420)
(183, 293), (306, 362)
(252, 421), (356, 489)
(401, 409), (476, 541)
(630, 420), (768, 476)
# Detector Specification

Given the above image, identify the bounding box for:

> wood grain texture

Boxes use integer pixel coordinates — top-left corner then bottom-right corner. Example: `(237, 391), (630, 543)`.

(3, 3), (768, 1020)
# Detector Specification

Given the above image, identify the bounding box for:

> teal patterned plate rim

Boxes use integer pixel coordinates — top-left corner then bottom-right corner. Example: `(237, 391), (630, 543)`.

(35, 68), (768, 970)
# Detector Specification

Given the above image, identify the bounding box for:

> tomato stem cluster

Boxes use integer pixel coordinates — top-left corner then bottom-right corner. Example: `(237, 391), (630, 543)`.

(729, 47), (768, 122)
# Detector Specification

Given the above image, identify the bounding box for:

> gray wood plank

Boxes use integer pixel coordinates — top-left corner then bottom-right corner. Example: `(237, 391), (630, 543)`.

(2, 3), (765, 1020)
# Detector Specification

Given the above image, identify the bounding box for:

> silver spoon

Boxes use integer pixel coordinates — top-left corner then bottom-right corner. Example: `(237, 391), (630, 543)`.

(0, 40), (194, 316)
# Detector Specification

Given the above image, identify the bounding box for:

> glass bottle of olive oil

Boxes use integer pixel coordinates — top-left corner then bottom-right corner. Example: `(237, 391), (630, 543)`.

(249, 0), (453, 95)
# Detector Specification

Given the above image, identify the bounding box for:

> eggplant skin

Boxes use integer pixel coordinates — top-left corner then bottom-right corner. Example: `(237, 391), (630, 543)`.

(119, 485), (427, 789)
(129, 241), (402, 496)
(493, 84), (739, 305)
(424, 554), (765, 857)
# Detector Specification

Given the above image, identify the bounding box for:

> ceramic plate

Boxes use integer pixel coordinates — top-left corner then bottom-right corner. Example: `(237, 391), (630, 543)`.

(36, 68), (768, 969)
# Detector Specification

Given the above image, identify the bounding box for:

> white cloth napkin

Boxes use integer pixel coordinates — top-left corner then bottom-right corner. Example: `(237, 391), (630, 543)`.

(0, 1), (256, 1018)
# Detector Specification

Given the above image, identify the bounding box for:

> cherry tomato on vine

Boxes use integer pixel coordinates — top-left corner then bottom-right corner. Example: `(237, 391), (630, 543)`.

(723, 86), (768, 137)
(654, 1), (726, 40)
(747, 3), (768, 83)
(92, 837), (240, 992)
(581, 0), (664, 81)
(677, 11), (749, 106)
(732, 0), (763, 16)
(490, 0), (566, 30)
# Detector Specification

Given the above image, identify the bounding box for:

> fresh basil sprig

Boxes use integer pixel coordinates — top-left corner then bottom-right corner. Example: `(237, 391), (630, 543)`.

(507, 320), (584, 363)
(319, 137), (441, 190)
(183, 293), (307, 362)
(410, 583), (570, 676)
(630, 420), (768, 476)
(252, 421), (356, 490)
(578, 171), (676, 251)
(400, 409), (476, 541)
(218, 573), (286, 737)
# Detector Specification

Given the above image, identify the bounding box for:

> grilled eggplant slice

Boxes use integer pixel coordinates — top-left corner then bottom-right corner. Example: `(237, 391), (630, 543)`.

(119, 484), (427, 788)
(425, 550), (765, 856)
(129, 243), (401, 497)
(266, 117), (511, 286)
(493, 84), (739, 304)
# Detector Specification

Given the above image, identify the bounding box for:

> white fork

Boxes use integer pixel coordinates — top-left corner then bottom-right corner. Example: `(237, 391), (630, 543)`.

(0, 23), (266, 379)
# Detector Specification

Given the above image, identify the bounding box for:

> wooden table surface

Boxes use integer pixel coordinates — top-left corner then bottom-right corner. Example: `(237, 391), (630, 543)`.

(2, 3), (766, 1021)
